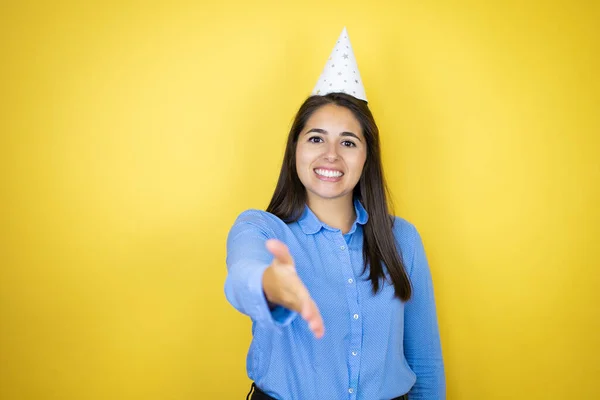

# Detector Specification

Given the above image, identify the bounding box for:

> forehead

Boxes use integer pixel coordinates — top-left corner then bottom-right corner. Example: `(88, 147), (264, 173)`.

(304, 104), (363, 136)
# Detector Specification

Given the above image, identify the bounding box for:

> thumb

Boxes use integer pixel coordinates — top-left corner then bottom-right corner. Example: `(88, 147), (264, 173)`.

(265, 239), (294, 266)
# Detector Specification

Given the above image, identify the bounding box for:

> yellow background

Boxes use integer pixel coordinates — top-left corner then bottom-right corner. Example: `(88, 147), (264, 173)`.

(1, 1), (598, 399)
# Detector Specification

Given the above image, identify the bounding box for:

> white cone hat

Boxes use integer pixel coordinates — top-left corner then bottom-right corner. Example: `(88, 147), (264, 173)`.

(311, 27), (367, 102)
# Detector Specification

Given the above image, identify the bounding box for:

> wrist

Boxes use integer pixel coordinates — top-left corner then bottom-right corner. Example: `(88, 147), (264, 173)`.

(262, 265), (276, 307)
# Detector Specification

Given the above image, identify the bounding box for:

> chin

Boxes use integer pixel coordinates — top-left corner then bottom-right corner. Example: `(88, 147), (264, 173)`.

(308, 188), (350, 201)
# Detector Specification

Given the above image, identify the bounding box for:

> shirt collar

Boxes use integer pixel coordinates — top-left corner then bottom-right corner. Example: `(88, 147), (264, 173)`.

(298, 198), (369, 235)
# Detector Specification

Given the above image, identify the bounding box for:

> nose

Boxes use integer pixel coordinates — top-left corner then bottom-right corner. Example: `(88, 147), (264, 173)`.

(323, 143), (339, 162)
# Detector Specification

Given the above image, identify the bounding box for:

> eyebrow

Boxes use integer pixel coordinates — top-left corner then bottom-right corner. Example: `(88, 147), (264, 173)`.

(305, 128), (362, 142)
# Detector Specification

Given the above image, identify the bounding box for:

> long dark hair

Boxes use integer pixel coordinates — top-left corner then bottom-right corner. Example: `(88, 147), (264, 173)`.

(266, 92), (412, 301)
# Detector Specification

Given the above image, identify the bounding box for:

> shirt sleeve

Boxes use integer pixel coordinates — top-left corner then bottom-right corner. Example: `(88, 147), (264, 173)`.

(404, 225), (446, 399)
(224, 210), (298, 328)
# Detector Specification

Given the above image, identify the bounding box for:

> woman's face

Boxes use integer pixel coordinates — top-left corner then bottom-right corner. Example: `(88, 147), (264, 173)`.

(295, 104), (367, 204)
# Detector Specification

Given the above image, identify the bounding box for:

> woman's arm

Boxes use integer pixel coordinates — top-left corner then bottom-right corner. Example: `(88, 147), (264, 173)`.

(224, 210), (298, 327)
(404, 224), (446, 399)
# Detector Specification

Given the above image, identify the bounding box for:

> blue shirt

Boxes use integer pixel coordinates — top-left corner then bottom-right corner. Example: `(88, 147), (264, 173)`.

(225, 199), (445, 400)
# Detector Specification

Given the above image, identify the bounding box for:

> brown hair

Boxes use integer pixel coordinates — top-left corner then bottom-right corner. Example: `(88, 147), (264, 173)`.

(266, 92), (412, 301)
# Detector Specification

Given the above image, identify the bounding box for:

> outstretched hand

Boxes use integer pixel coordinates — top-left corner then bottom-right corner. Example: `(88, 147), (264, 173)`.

(262, 239), (325, 339)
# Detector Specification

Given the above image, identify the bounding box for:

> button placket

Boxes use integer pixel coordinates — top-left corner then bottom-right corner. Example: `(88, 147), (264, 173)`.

(335, 232), (361, 398)
(339, 241), (356, 287)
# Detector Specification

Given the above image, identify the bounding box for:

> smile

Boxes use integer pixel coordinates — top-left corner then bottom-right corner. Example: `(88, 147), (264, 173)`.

(314, 168), (344, 181)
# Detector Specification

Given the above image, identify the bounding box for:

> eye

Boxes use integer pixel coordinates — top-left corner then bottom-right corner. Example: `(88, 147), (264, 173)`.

(308, 136), (324, 143)
(341, 140), (356, 147)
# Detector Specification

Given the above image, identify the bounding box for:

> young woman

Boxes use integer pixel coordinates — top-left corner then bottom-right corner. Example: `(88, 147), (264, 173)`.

(224, 91), (445, 399)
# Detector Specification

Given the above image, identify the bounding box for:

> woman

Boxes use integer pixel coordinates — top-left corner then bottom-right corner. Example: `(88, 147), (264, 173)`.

(225, 28), (445, 400)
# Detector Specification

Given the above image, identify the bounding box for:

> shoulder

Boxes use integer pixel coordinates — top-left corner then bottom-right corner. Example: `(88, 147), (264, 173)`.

(391, 215), (420, 245)
(391, 216), (424, 273)
(230, 209), (289, 236)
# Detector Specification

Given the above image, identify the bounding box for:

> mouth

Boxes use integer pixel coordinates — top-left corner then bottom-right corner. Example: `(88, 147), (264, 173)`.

(314, 168), (344, 182)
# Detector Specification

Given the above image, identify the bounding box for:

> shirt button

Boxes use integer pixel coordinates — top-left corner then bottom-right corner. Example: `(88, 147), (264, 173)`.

(340, 245), (346, 250)
(352, 351), (358, 356)
(348, 388), (354, 394)
(348, 278), (353, 284)
(353, 314), (359, 320)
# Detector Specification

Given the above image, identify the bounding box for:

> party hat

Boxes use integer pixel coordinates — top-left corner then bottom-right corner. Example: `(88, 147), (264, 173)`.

(311, 27), (367, 102)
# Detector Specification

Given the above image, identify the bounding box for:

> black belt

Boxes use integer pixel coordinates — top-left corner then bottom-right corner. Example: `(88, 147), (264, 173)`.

(247, 383), (409, 400)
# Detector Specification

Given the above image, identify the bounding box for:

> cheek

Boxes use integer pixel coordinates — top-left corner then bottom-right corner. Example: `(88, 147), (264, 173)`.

(295, 147), (304, 170)
(295, 150), (309, 180)
(296, 145), (315, 169)
(348, 151), (367, 175)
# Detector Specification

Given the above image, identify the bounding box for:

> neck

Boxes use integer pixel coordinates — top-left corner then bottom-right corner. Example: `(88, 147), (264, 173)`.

(307, 194), (356, 234)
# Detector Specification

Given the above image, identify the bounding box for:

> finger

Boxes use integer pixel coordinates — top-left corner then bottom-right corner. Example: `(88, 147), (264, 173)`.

(265, 239), (294, 266)
(294, 285), (312, 318)
(301, 298), (325, 339)
(310, 320), (325, 339)
(306, 300), (325, 339)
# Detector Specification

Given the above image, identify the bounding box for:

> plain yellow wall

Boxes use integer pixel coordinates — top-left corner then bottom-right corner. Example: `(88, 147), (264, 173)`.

(1, 1), (598, 399)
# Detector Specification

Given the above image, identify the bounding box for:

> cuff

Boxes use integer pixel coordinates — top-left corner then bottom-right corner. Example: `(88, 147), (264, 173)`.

(247, 262), (299, 328)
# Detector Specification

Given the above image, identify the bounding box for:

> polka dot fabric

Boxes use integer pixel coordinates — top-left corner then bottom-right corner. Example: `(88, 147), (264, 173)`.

(225, 200), (445, 399)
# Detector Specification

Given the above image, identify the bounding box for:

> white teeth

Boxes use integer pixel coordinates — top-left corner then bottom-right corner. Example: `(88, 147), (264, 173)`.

(315, 168), (343, 178)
